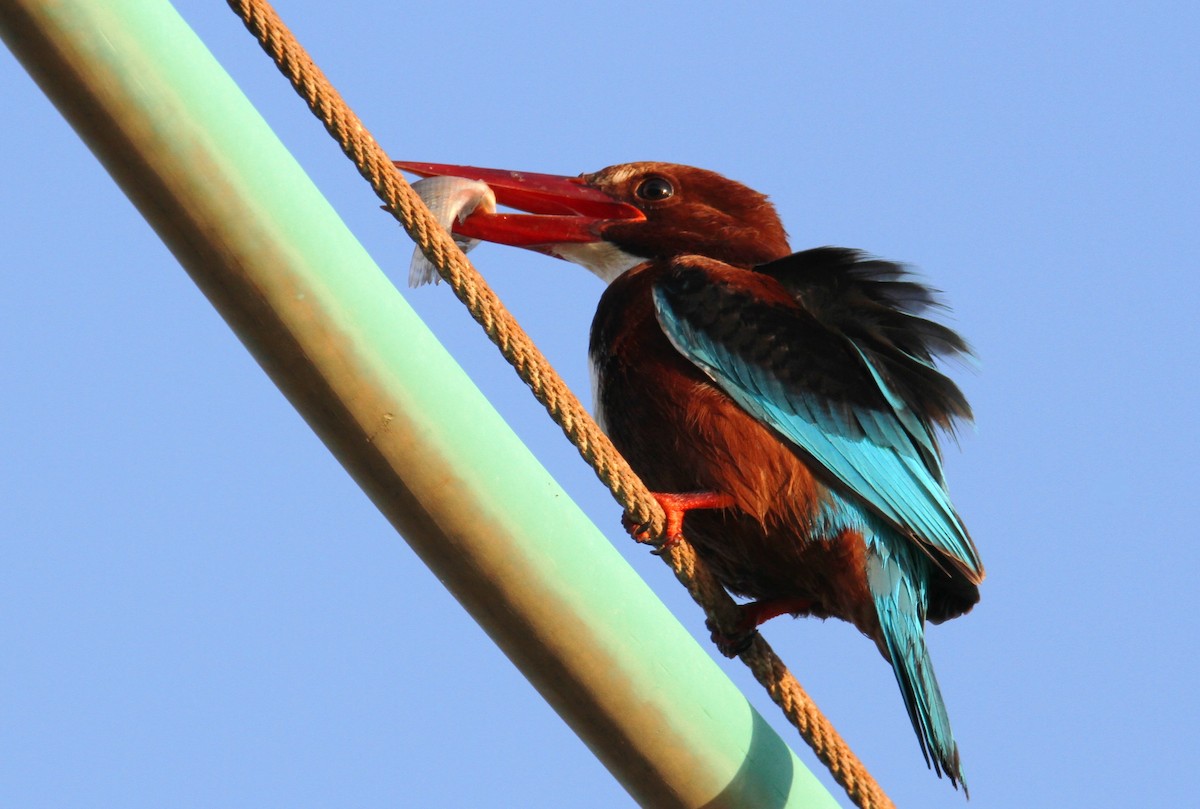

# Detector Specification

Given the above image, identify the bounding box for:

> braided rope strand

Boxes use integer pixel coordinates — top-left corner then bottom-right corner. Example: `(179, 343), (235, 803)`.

(225, 3), (895, 807)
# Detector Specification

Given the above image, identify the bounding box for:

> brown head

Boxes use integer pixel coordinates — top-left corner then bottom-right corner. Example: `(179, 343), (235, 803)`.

(579, 162), (790, 269)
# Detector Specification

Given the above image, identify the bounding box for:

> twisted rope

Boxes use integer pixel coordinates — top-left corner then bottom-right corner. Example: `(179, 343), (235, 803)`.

(225, 3), (894, 807)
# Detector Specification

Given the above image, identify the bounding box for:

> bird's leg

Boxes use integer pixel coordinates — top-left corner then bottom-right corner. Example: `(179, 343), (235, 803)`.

(708, 597), (815, 657)
(741, 597), (816, 627)
(622, 491), (735, 553)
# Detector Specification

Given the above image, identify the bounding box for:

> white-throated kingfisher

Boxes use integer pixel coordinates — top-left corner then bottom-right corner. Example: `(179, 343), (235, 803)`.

(396, 161), (984, 791)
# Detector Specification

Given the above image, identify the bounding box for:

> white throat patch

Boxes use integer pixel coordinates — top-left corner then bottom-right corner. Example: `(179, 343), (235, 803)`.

(550, 242), (644, 284)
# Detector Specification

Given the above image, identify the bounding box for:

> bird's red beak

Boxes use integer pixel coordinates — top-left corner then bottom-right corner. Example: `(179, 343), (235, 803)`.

(394, 161), (643, 247)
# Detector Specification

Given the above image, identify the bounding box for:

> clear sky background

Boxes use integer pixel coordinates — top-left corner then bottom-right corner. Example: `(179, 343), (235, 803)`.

(3, 2), (1197, 807)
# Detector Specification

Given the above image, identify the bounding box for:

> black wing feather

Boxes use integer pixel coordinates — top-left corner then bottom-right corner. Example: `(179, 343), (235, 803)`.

(757, 248), (974, 435)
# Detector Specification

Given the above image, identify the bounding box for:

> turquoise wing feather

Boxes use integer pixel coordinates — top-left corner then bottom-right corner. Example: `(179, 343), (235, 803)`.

(652, 261), (982, 580)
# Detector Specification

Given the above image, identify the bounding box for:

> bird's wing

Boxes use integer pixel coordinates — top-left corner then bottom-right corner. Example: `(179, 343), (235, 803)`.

(757, 247), (974, 452)
(652, 254), (982, 581)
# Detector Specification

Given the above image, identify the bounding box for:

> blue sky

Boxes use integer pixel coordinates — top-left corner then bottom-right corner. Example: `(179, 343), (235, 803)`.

(3, 2), (1198, 807)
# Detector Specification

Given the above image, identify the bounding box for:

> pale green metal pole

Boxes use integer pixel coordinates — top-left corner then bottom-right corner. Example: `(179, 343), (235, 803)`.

(0, 2), (842, 807)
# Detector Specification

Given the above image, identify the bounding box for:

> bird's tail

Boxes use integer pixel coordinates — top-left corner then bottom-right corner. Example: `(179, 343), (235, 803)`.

(867, 539), (967, 794)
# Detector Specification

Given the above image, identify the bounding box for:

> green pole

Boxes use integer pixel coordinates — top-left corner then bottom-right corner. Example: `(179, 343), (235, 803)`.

(0, 2), (841, 807)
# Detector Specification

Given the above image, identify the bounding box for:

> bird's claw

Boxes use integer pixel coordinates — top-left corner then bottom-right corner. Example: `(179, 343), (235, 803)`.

(620, 511), (655, 544)
(706, 616), (759, 658)
(649, 532), (684, 556)
(620, 510), (683, 554)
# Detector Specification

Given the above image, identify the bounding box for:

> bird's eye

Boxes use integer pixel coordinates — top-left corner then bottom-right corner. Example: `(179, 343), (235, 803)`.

(635, 176), (674, 201)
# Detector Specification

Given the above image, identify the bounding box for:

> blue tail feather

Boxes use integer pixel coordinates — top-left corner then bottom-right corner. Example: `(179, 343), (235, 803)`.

(866, 528), (967, 793)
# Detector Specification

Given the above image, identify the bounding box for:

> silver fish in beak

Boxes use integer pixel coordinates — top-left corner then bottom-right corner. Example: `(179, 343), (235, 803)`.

(407, 176), (497, 287)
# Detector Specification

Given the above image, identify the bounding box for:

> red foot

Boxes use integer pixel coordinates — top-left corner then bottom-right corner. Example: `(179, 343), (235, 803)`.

(622, 491), (735, 553)
(708, 597), (815, 658)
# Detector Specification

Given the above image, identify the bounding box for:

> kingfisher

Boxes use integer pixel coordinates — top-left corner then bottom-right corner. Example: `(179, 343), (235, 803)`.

(396, 161), (983, 790)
